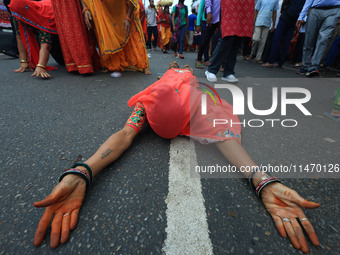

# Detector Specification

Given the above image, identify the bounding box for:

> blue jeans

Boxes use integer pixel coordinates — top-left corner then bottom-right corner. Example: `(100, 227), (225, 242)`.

(197, 22), (219, 62)
(174, 25), (186, 54)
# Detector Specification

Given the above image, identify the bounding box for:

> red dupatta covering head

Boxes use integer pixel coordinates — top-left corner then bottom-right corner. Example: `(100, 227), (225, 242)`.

(128, 69), (241, 142)
(128, 68), (193, 139)
(9, 0), (57, 70)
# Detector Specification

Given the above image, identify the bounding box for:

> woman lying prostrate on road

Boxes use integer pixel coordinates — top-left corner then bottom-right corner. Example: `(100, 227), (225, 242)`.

(33, 62), (320, 253)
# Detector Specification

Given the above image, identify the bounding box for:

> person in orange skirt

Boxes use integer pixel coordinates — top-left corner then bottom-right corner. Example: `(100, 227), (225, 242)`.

(81, 0), (151, 74)
(158, 6), (172, 53)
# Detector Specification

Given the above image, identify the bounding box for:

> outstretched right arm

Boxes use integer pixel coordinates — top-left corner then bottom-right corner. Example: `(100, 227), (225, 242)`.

(34, 103), (146, 248)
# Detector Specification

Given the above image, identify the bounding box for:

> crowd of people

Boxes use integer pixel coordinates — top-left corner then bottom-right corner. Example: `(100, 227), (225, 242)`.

(0, 0), (339, 252)
(1, 0), (340, 79)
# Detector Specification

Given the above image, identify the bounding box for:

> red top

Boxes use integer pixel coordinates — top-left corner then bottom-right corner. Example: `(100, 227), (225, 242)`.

(221, 0), (254, 38)
(9, 0), (57, 34)
(9, 0), (57, 70)
(128, 68), (241, 142)
(159, 13), (171, 28)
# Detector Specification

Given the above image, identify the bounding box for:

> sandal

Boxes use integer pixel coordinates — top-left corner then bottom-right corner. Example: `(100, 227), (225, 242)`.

(324, 112), (340, 123)
(179, 54), (184, 59)
(204, 61), (210, 66)
(196, 61), (203, 69)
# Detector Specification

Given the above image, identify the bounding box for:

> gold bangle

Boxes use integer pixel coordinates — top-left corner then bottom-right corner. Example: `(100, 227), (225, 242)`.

(20, 59), (28, 63)
(36, 64), (46, 69)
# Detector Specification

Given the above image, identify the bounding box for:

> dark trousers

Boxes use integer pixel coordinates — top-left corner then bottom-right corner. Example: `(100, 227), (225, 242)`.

(267, 17), (296, 66)
(199, 21), (210, 61)
(197, 22), (219, 62)
(208, 36), (241, 76)
(324, 36), (340, 67)
(293, 32), (305, 64)
(261, 31), (275, 62)
(147, 26), (158, 49)
(242, 37), (251, 57)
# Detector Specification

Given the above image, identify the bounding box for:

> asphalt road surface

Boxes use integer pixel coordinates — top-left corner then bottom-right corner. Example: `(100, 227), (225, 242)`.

(0, 49), (339, 255)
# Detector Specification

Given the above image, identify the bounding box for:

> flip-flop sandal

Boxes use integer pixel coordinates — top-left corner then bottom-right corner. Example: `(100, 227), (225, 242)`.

(330, 95), (336, 99)
(324, 112), (340, 123)
(196, 61), (203, 69)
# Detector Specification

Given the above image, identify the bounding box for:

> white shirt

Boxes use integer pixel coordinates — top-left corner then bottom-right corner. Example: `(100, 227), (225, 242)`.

(146, 6), (157, 27)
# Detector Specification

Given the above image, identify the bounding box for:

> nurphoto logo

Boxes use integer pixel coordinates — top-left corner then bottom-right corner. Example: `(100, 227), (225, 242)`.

(200, 84), (312, 128)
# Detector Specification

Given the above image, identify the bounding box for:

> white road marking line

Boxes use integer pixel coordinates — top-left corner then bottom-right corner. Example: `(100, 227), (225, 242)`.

(163, 137), (213, 255)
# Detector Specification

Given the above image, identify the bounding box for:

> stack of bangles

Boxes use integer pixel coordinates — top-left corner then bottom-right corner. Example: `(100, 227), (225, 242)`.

(59, 162), (94, 190)
(125, 16), (132, 22)
(248, 168), (281, 198)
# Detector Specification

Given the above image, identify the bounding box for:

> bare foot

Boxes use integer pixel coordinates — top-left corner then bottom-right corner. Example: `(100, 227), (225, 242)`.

(262, 63), (274, 68)
(183, 65), (194, 75)
(102, 68), (109, 73)
(144, 69), (152, 75)
(168, 61), (179, 69)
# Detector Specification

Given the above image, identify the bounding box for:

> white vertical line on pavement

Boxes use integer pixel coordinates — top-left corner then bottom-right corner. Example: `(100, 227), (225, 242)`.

(163, 137), (213, 255)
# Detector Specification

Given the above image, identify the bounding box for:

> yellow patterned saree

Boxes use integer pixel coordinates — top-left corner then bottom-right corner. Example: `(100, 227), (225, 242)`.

(83, 0), (149, 72)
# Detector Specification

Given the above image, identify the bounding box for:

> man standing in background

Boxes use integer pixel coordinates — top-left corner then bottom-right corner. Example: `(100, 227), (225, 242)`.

(146, 0), (158, 50)
(297, 0), (340, 77)
(187, 8), (197, 52)
(205, 0), (255, 83)
(249, 0), (279, 63)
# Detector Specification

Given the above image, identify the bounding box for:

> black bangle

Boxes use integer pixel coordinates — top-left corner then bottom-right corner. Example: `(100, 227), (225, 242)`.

(72, 162), (93, 183)
(59, 170), (90, 190)
(248, 167), (261, 190)
(256, 178), (281, 198)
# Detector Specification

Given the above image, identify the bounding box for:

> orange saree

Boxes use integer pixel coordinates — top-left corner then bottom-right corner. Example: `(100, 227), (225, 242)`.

(83, 0), (149, 72)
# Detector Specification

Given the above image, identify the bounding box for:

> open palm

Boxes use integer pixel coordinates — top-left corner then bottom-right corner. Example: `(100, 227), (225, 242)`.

(261, 182), (320, 253)
(33, 175), (86, 248)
